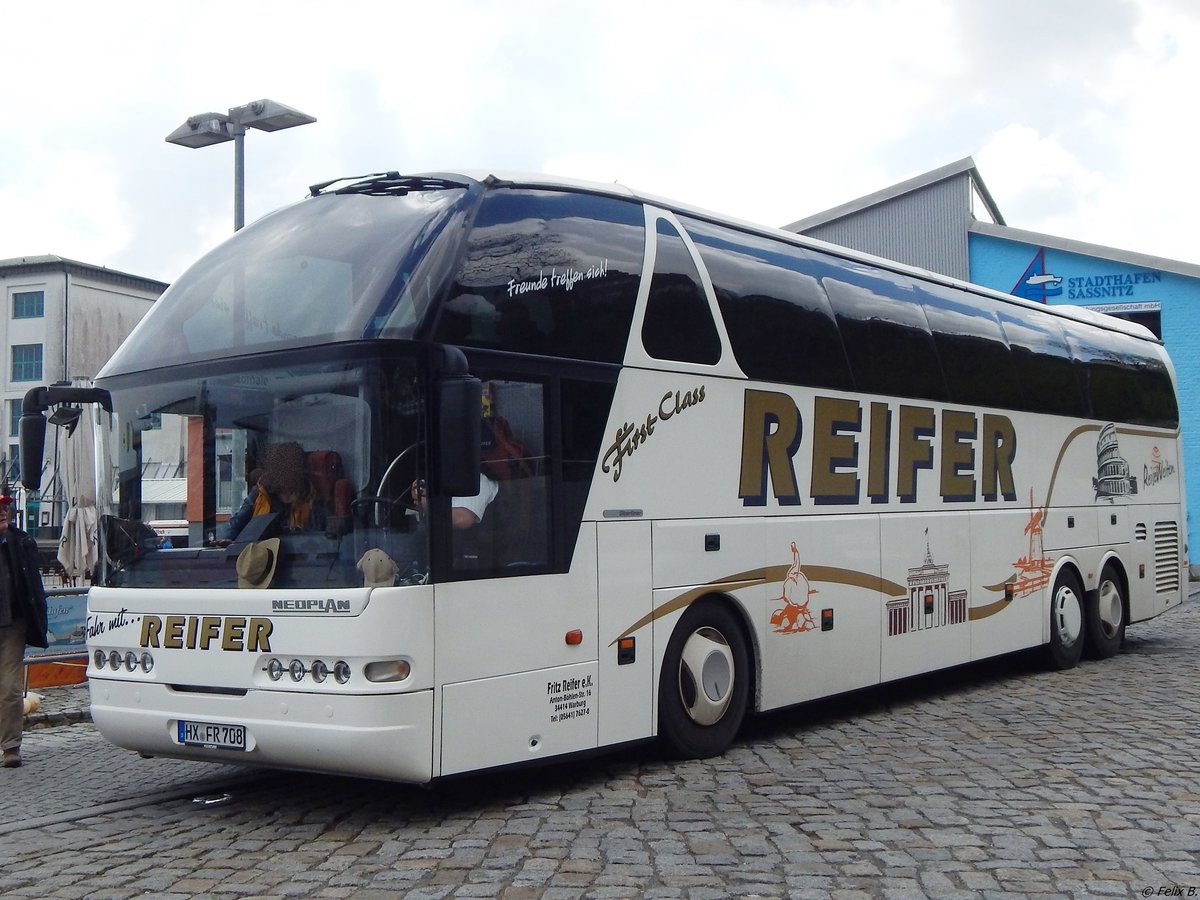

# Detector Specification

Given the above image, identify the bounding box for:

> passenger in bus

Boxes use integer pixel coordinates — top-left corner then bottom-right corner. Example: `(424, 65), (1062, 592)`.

(225, 445), (326, 539)
(220, 468), (264, 541)
(410, 474), (498, 529)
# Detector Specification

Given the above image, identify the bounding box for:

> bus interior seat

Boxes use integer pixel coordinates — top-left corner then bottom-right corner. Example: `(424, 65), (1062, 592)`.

(307, 450), (353, 535)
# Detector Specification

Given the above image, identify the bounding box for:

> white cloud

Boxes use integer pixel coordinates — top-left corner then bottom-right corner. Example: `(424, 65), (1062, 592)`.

(1, 0), (1198, 280)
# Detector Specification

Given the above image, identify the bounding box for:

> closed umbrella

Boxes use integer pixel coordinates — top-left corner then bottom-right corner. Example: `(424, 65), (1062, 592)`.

(55, 398), (99, 581)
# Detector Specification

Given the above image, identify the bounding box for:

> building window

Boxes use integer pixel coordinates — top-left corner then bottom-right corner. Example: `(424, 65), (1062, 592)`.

(6, 444), (19, 482)
(13, 290), (45, 319)
(8, 400), (19, 437)
(11, 344), (43, 382)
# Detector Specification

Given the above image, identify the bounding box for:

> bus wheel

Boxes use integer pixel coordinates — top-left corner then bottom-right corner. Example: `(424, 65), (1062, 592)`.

(658, 599), (750, 759)
(1045, 568), (1085, 670)
(1085, 564), (1125, 659)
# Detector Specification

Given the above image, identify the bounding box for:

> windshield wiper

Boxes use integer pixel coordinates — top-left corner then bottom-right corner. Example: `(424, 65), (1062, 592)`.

(309, 172), (468, 197)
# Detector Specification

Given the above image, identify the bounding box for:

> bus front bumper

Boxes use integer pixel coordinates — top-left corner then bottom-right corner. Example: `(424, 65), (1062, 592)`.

(89, 678), (434, 784)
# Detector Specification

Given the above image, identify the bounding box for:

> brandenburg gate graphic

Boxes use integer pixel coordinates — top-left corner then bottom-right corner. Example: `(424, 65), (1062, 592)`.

(886, 535), (968, 637)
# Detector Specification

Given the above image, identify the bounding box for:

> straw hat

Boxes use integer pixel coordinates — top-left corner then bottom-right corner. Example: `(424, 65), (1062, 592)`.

(236, 538), (280, 589)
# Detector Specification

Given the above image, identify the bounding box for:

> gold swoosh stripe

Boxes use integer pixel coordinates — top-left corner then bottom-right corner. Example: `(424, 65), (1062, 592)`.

(612, 565), (905, 643)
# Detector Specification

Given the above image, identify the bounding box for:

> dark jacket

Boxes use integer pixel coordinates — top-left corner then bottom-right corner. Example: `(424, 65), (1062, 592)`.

(3, 525), (49, 649)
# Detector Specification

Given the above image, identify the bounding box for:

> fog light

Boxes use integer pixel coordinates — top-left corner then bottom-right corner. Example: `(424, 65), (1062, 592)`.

(311, 660), (328, 683)
(140, 652), (154, 673)
(94, 649), (106, 670)
(288, 659), (306, 682)
(333, 660), (351, 684)
(364, 659), (412, 683)
(266, 658), (284, 681)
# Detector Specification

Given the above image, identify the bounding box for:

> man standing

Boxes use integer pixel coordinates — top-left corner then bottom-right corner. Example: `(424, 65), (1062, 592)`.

(0, 495), (48, 768)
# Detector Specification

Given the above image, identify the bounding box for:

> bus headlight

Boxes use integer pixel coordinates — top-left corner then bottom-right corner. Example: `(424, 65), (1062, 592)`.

(364, 659), (412, 683)
(266, 658), (284, 681)
(288, 659), (306, 682)
(333, 661), (351, 684)
(108, 650), (122, 670)
(311, 660), (329, 683)
(94, 649), (107, 670)
(124, 651), (139, 672)
(140, 652), (154, 673)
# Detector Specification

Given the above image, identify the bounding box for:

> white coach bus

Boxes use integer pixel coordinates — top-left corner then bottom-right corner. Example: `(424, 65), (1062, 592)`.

(22, 171), (1186, 782)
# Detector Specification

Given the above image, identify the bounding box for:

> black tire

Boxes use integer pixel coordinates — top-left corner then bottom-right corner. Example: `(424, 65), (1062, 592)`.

(658, 598), (751, 759)
(1045, 568), (1085, 670)
(1085, 563), (1126, 660)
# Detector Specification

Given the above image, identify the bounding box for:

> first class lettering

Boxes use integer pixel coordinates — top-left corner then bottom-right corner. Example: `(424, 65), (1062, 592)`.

(739, 390), (1018, 506)
(139, 615), (273, 652)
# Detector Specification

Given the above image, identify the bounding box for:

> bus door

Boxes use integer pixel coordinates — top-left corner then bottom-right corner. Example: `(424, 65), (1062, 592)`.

(434, 377), (603, 777)
(596, 520), (654, 747)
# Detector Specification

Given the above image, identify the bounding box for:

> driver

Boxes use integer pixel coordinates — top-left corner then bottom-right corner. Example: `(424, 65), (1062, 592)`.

(410, 474), (498, 529)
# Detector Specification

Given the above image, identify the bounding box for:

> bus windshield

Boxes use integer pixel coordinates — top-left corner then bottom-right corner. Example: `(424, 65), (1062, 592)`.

(101, 179), (475, 376)
(97, 347), (430, 590)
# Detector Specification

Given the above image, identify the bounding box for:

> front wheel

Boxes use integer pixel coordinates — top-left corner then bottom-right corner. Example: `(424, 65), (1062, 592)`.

(658, 598), (751, 759)
(1045, 568), (1085, 670)
(1085, 564), (1126, 659)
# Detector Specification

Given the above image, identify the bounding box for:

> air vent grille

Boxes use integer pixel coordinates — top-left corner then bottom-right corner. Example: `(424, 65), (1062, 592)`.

(1154, 521), (1180, 594)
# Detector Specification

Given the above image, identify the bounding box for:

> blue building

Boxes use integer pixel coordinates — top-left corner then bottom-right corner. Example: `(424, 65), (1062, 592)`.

(787, 158), (1200, 568)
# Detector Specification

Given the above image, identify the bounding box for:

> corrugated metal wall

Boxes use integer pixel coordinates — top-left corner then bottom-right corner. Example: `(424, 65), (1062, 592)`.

(799, 174), (972, 281)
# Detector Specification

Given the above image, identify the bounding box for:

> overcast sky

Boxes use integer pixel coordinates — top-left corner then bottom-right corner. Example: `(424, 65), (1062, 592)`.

(1, 0), (1195, 284)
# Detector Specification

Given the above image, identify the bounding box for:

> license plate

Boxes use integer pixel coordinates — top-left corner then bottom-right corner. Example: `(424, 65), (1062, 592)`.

(178, 720), (247, 751)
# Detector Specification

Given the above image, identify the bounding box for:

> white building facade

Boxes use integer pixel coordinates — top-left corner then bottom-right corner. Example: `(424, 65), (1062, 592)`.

(0, 255), (166, 538)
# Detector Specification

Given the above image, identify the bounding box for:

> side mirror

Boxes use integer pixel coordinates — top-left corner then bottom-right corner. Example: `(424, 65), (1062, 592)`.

(432, 375), (482, 497)
(18, 384), (111, 492)
(18, 412), (47, 491)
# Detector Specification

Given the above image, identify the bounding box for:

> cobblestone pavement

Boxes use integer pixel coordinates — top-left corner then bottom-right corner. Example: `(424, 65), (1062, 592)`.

(3, 594), (1199, 899)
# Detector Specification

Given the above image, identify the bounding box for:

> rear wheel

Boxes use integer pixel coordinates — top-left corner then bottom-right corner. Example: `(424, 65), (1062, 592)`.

(1045, 568), (1085, 670)
(1085, 563), (1126, 659)
(658, 598), (750, 759)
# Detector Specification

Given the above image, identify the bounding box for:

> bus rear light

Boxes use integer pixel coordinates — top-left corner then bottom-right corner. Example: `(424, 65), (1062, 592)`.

(364, 659), (411, 683)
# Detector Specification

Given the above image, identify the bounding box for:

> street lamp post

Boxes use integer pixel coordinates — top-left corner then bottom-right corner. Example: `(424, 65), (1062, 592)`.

(165, 99), (316, 231)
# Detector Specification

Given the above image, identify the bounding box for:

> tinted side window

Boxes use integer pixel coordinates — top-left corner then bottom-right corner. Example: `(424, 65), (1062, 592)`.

(641, 219), (722, 364)
(994, 306), (1088, 417)
(451, 378), (551, 579)
(918, 283), (1021, 409)
(684, 218), (853, 390)
(821, 266), (947, 402)
(437, 190), (644, 363)
(1065, 324), (1179, 427)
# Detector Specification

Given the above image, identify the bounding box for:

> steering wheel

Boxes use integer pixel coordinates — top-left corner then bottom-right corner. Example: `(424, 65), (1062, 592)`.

(351, 494), (413, 528)
(362, 441), (424, 527)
